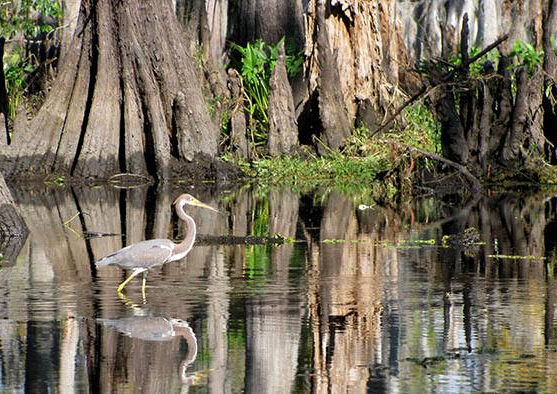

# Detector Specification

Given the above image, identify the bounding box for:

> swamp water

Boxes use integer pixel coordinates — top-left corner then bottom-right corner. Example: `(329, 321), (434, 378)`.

(1, 185), (557, 393)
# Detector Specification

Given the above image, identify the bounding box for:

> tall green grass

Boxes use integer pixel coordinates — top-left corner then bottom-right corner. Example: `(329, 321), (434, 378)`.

(240, 101), (441, 191)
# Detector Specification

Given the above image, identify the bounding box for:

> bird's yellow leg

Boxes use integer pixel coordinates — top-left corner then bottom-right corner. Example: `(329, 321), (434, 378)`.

(141, 272), (148, 302)
(117, 268), (146, 294)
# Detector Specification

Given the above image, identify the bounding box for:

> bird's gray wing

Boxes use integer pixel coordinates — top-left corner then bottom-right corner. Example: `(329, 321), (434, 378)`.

(98, 317), (175, 341)
(96, 239), (175, 270)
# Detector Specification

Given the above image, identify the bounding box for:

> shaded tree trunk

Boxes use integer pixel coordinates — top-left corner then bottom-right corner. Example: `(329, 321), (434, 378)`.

(0, 38), (9, 145)
(177, 0), (228, 65)
(0, 175), (27, 265)
(542, 0), (557, 163)
(229, 0), (304, 48)
(267, 42), (298, 155)
(0, 0), (219, 181)
(301, 0), (409, 153)
(403, 1), (556, 176)
(230, 0), (409, 155)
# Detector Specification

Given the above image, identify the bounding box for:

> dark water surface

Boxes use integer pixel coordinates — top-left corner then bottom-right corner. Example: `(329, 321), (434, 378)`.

(2, 185), (557, 393)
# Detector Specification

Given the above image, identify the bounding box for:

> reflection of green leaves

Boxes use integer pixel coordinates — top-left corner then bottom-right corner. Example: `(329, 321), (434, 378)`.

(251, 197), (269, 236)
(245, 245), (270, 279)
(245, 196), (270, 279)
(548, 260), (555, 279)
(228, 328), (245, 349)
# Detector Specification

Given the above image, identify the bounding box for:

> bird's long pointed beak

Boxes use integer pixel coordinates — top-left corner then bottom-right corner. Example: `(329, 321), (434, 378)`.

(188, 197), (219, 212)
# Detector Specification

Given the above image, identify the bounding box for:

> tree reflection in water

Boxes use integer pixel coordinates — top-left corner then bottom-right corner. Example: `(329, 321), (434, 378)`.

(0, 185), (557, 392)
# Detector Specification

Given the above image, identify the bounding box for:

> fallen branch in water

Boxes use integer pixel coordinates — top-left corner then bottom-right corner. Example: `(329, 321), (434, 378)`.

(196, 234), (287, 245)
(408, 145), (482, 192)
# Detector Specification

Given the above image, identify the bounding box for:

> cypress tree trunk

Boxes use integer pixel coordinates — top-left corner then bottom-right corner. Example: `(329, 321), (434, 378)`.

(0, 0), (219, 181)
(231, 0), (409, 154)
(301, 0), (409, 153)
(0, 175), (27, 265)
(400, 0), (556, 176)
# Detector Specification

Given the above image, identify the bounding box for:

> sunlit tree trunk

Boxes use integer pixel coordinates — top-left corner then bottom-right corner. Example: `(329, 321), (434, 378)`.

(229, 0), (410, 154)
(0, 0), (218, 181)
(400, 0), (556, 173)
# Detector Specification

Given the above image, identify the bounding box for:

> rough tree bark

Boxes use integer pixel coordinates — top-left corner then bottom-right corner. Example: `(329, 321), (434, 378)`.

(0, 0), (219, 181)
(267, 42), (298, 155)
(401, 1), (556, 175)
(176, 0), (228, 65)
(301, 0), (409, 153)
(542, 0), (557, 163)
(0, 38), (9, 145)
(0, 175), (27, 265)
(229, 0), (409, 155)
(229, 0), (304, 47)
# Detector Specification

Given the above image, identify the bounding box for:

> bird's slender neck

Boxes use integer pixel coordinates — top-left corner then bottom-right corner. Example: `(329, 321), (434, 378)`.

(172, 204), (196, 260)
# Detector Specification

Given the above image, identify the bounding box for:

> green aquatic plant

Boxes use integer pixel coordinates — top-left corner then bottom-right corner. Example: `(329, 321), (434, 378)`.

(230, 39), (277, 152)
(246, 102), (440, 191)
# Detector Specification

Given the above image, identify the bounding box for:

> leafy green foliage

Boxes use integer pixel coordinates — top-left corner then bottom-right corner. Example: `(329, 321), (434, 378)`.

(0, 0), (62, 39)
(1, 0), (63, 120)
(229, 38), (303, 155)
(509, 39), (544, 76)
(253, 154), (388, 189)
(448, 45), (500, 77)
(401, 103), (441, 153)
(284, 39), (303, 78)
(224, 102), (441, 193)
(510, 40), (543, 73)
(230, 39), (275, 149)
(3, 50), (35, 120)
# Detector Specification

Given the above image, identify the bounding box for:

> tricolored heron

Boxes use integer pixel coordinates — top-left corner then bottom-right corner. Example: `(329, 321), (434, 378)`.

(96, 193), (218, 295)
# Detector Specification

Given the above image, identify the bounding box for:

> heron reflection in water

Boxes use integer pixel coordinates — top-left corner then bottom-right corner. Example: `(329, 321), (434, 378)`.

(98, 315), (199, 385)
(96, 194), (218, 296)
